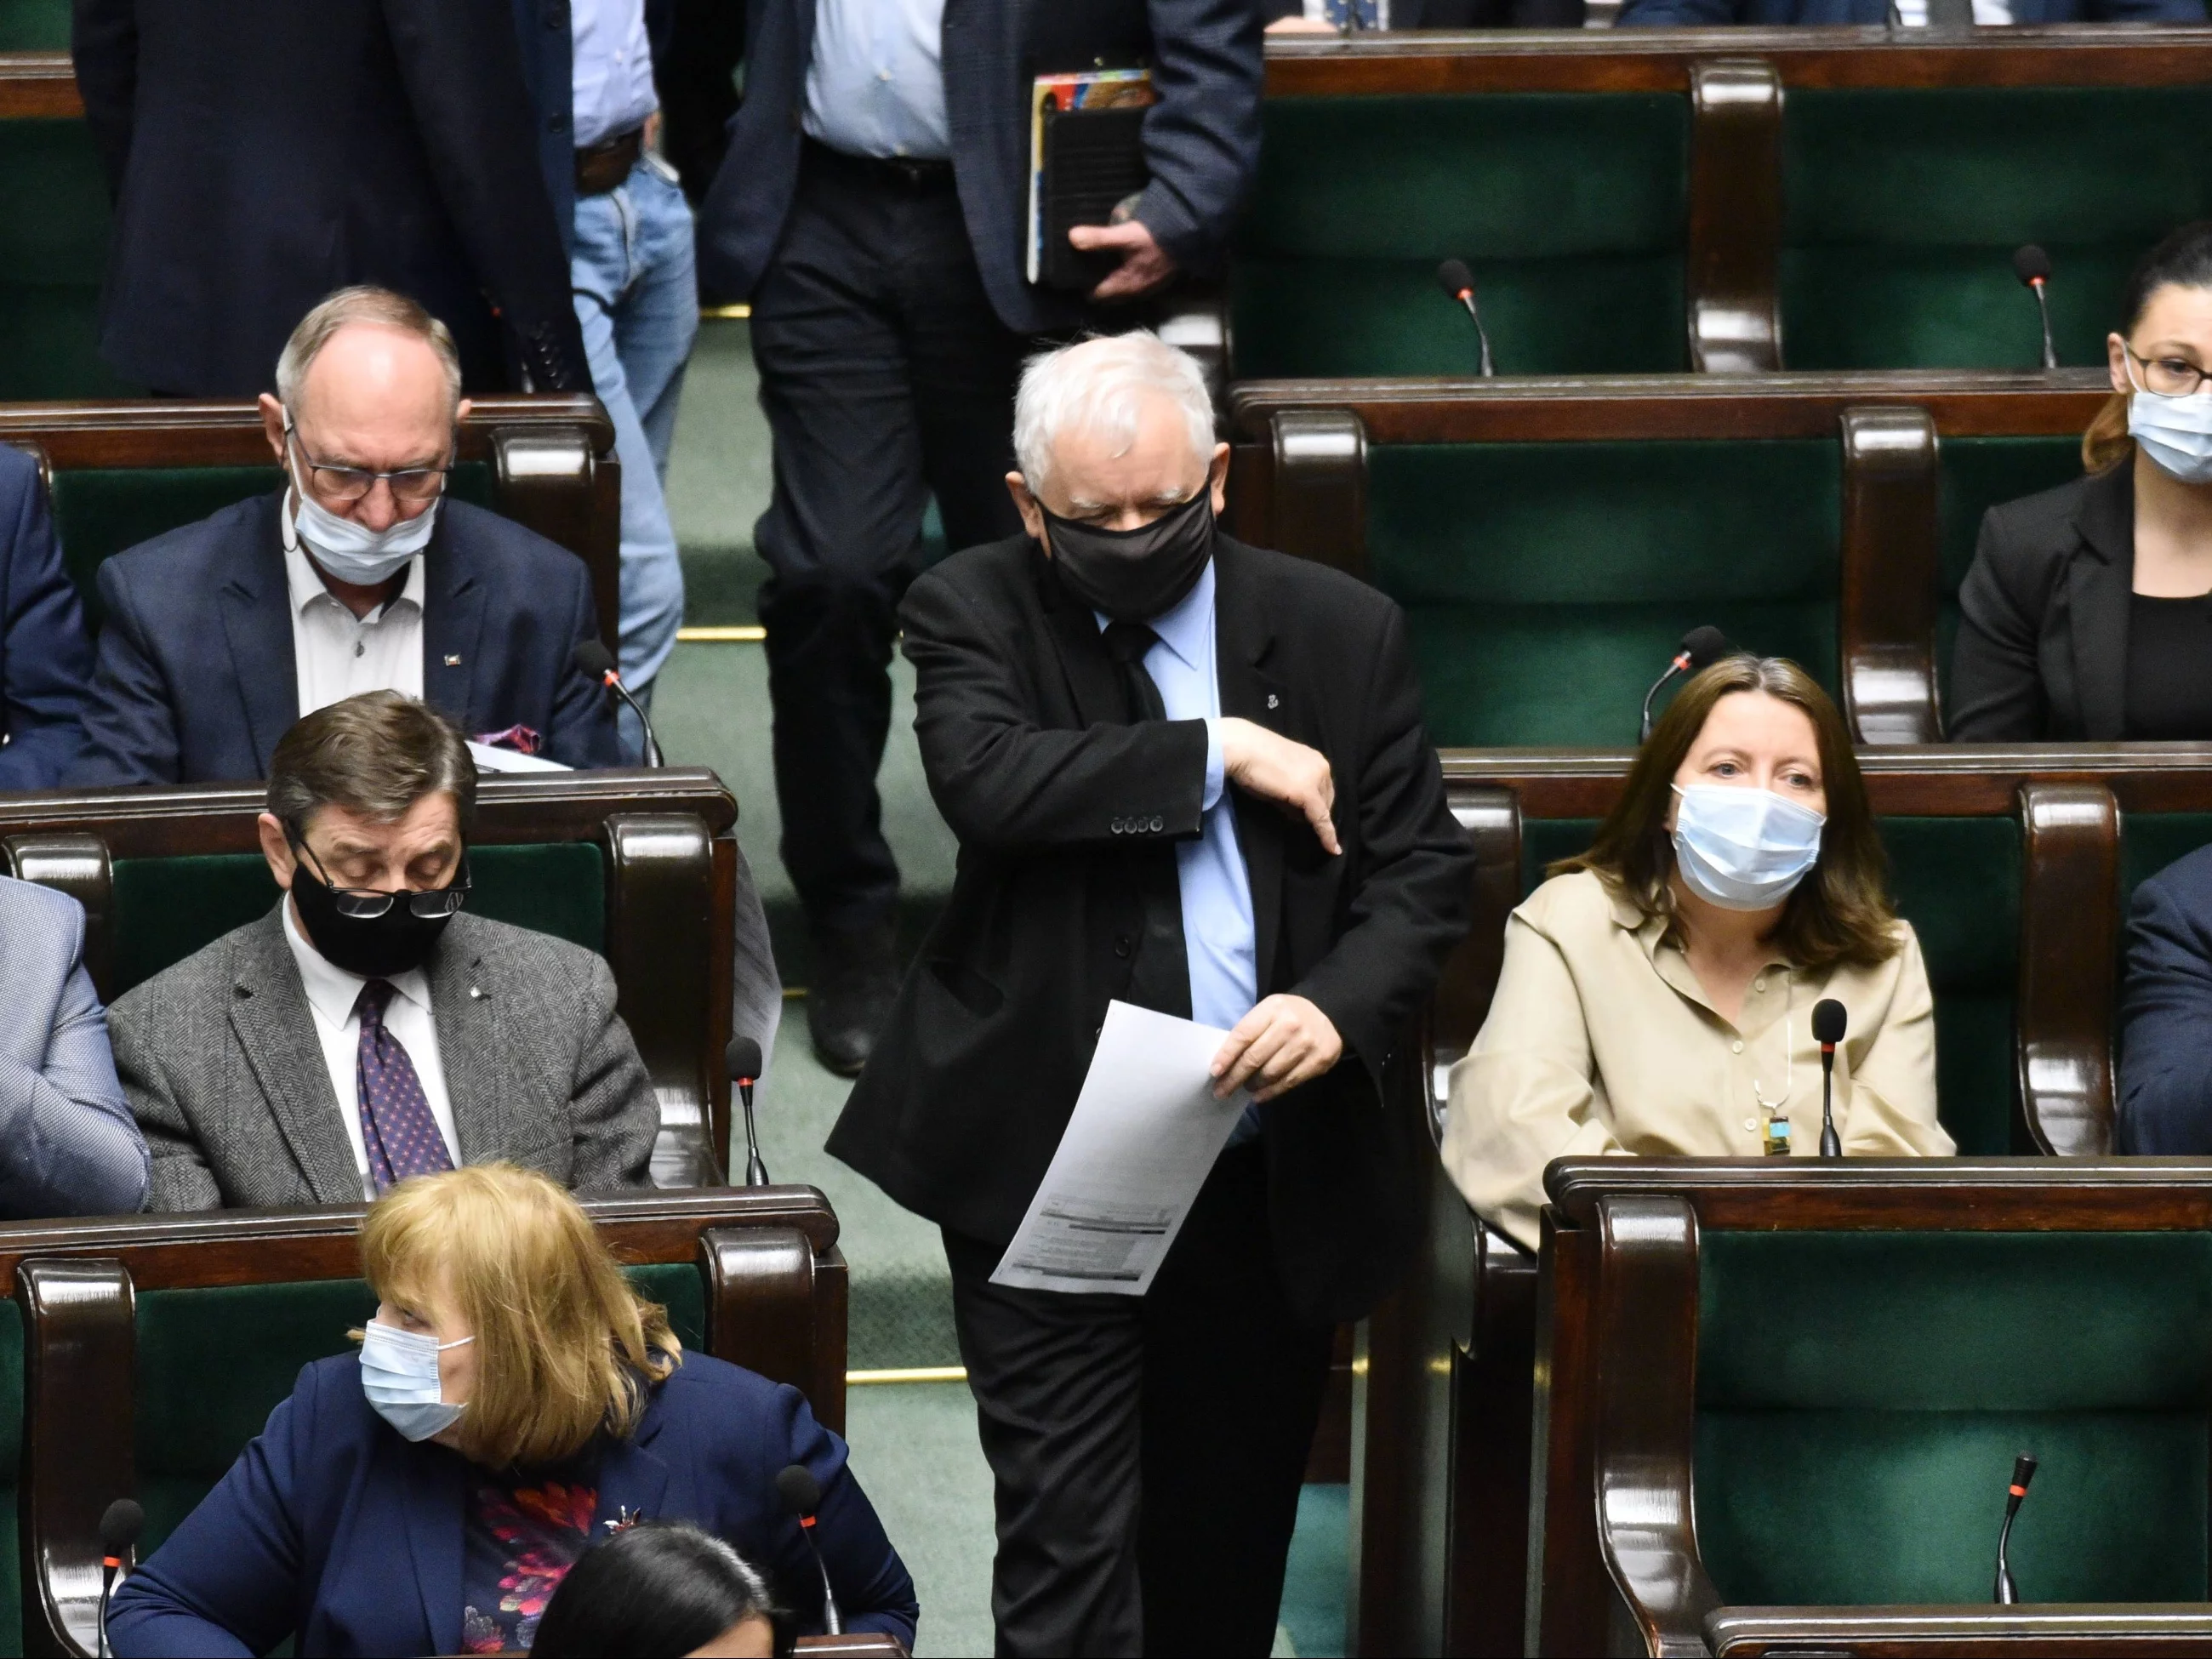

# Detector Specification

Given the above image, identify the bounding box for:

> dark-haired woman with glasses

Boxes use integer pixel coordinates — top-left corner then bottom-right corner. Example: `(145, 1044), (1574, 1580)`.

(1443, 658), (1952, 1250)
(1952, 220), (2212, 740)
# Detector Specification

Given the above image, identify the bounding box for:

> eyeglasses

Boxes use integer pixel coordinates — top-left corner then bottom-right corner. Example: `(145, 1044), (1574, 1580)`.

(283, 415), (451, 505)
(2124, 344), (2212, 399)
(288, 827), (470, 920)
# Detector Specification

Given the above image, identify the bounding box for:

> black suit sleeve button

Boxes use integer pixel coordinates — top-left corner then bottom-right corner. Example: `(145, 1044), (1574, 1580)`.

(547, 112), (569, 134)
(1149, 815), (1164, 833)
(1114, 934), (1134, 959)
(1110, 818), (1125, 835)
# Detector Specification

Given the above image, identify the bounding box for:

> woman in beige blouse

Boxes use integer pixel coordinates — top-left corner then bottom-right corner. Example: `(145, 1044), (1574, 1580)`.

(1443, 655), (1953, 1249)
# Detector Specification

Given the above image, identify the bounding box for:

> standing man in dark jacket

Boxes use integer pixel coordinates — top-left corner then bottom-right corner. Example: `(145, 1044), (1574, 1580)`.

(71, 0), (590, 396)
(695, 0), (1263, 1076)
(829, 334), (1472, 1654)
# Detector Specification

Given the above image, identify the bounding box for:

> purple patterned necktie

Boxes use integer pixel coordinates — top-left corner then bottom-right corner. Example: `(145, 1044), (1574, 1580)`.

(355, 979), (454, 1191)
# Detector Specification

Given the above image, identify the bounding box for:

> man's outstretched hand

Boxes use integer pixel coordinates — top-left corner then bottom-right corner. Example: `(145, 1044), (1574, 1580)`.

(1071, 219), (1177, 303)
(1211, 995), (1343, 1103)
(1219, 717), (1341, 855)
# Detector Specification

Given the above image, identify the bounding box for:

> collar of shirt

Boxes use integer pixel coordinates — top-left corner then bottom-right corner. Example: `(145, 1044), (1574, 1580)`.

(1605, 879), (1793, 1033)
(278, 892), (435, 1030)
(1092, 556), (1217, 670)
(282, 507), (425, 628)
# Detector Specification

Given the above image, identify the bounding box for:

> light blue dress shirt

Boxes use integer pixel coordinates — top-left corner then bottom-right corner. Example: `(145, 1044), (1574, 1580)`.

(801, 0), (951, 161)
(1095, 558), (1262, 1063)
(571, 0), (660, 151)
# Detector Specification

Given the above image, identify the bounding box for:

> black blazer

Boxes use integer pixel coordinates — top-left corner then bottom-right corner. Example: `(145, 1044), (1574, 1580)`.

(826, 535), (1474, 1325)
(2118, 843), (2212, 1154)
(1949, 465), (2137, 742)
(71, 0), (588, 396)
(70, 492), (621, 785)
(696, 0), (1263, 334)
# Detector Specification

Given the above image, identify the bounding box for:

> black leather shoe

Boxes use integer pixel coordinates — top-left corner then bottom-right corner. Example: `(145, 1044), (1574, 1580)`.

(807, 921), (900, 1079)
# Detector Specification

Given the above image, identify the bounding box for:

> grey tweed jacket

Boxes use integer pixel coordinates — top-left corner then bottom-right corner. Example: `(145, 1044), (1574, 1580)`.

(0, 875), (150, 1217)
(109, 904), (658, 1211)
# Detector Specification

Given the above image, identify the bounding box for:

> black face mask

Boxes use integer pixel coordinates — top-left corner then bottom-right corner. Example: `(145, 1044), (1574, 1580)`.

(1040, 488), (1216, 624)
(288, 842), (469, 979)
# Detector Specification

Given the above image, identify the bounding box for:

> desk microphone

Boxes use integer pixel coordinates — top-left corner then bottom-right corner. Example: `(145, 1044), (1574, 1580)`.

(728, 1035), (769, 1187)
(777, 1464), (844, 1635)
(2013, 246), (2059, 370)
(1994, 1452), (2038, 1604)
(573, 641), (664, 767)
(1812, 998), (1846, 1159)
(96, 1498), (142, 1659)
(1639, 625), (1733, 742)
(1436, 259), (1497, 378)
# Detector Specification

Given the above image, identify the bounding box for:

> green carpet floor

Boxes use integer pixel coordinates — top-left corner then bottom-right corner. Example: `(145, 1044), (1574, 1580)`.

(659, 318), (1346, 1658)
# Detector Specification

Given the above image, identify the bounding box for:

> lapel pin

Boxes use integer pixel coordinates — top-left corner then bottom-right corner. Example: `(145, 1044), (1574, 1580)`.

(469, 986), (484, 1000)
(444, 654), (463, 667)
(1267, 693), (1280, 710)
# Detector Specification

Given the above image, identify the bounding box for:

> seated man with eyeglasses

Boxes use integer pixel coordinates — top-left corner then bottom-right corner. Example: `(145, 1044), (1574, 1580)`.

(107, 690), (658, 1210)
(71, 285), (621, 785)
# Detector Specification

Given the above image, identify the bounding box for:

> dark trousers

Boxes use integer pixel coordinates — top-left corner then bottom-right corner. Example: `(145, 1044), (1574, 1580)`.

(749, 142), (1028, 935)
(944, 1142), (1337, 1657)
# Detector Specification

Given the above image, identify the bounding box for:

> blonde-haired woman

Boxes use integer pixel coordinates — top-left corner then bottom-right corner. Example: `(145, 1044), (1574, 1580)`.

(109, 1165), (917, 1657)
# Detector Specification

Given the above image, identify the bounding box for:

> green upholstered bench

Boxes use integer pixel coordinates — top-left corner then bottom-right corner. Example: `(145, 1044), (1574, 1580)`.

(1226, 374), (2107, 749)
(0, 54), (119, 402)
(0, 768), (742, 1189)
(1529, 1160), (2212, 1656)
(1349, 748), (2212, 1658)
(1249, 30), (2212, 379)
(3, 1189), (845, 1656)
(0, 397), (623, 653)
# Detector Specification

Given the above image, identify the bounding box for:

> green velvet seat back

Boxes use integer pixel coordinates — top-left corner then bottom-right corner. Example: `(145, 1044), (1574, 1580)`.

(1696, 1231), (2212, 1605)
(1510, 815), (2017, 1153)
(2120, 813), (2212, 916)
(1372, 439), (1839, 745)
(108, 843), (606, 996)
(1936, 436), (2089, 715)
(1233, 94), (1690, 379)
(0, 117), (129, 401)
(1780, 88), (2212, 371)
(52, 462), (498, 634)
(0, 0), (71, 47)
(133, 1263), (707, 1559)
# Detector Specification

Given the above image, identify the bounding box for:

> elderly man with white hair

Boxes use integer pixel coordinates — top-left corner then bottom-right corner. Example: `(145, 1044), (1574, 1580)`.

(830, 330), (1471, 1656)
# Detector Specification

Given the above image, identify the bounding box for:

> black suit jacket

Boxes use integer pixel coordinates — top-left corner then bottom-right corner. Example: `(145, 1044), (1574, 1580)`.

(2118, 843), (2212, 1154)
(70, 492), (621, 784)
(71, 0), (588, 396)
(697, 0), (1263, 333)
(1949, 465), (2133, 742)
(827, 535), (1473, 1325)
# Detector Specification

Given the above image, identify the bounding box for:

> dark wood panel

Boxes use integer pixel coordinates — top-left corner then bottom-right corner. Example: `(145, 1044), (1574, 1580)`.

(0, 55), (80, 119)
(1710, 1605), (2212, 1657)
(1262, 27), (2212, 95)
(1229, 373), (2110, 445)
(0, 396), (613, 469)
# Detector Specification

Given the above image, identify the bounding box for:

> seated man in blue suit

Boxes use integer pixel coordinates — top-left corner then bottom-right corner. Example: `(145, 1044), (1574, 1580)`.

(1620, 0), (2197, 24)
(0, 445), (95, 790)
(71, 285), (620, 786)
(2119, 843), (2212, 1152)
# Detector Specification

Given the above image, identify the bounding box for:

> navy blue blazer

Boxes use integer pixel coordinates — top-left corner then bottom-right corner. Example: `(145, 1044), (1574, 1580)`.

(70, 493), (621, 786)
(108, 1352), (920, 1658)
(697, 0), (1264, 334)
(1619, 0), (2198, 23)
(0, 447), (94, 790)
(2118, 845), (2212, 1153)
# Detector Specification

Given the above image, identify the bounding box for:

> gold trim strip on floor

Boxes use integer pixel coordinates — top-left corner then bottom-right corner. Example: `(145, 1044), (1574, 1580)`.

(701, 303), (753, 320)
(848, 1366), (969, 1386)
(676, 625), (767, 642)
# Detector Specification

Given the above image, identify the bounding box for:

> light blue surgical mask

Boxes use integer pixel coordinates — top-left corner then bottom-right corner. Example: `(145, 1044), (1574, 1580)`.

(283, 425), (442, 586)
(1670, 784), (1826, 912)
(359, 1319), (472, 1443)
(2126, 379), (2212, 485)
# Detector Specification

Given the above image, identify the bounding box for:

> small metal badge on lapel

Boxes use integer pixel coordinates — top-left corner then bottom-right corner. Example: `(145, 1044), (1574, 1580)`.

(469, 985), (485, 1001)
(1267, 693), (1280, 710)
(444, 654), (463, 667)
(603, 1506), (644, 1533)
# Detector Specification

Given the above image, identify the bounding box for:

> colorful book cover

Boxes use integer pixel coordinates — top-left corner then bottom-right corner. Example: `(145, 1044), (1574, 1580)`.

(1027, 68), (1156, 285)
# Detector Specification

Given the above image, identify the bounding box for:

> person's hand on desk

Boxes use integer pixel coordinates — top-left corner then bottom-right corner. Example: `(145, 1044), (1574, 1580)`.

(1220, 716), (1342, 856)
(1072, 219), (1178, 304)
(1211, 995), (1343, 1102)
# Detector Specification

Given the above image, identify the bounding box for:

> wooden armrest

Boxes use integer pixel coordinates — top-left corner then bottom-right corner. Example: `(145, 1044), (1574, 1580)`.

(1707, 1604), (2212, 1657)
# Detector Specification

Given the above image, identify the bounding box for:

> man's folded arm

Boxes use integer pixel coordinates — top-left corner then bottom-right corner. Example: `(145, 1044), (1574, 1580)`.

(902, 572), (1208, 852)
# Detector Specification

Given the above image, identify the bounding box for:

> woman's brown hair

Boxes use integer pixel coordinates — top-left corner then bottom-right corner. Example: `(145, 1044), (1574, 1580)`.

(2085, 220), (2212, 474)
(359, 1163), (681, 1468)
(1554, 655), (1901, 970)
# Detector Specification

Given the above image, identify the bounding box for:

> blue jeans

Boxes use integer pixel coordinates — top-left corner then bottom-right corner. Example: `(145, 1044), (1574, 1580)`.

(573, 157), (695, 753)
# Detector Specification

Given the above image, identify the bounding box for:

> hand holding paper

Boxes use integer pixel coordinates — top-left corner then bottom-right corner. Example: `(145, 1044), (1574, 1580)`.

(1211, 994), (1343, 1102)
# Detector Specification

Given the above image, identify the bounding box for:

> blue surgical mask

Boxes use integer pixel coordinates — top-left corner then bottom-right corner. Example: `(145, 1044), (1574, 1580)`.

(284, 427), (442, 586)
(1670, 784), (1826, 912)
(2127, 380), (2212, 485)
(359, 1319), (472, 1442)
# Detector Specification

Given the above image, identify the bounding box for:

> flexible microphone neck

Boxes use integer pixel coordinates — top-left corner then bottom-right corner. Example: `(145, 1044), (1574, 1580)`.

(96, 1498), (143, 1659)
(1993, 1453), (2038, 1604)
(2028, 279), (2058, 371)
(727, 1037), (768, 1187)
(778, 1466), (843, 1635)
(1435, 261), (1496, 378)
(1812, 998), (1846, 1159)
(2014, 247), (2059, 370)
(572, 643), (664, 767)
(1457, 294), (1496, 379)
(1640, 652), (1692, 743)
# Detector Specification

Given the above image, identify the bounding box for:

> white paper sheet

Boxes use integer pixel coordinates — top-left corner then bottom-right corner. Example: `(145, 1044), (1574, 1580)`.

(465, 741), (571, 774)
(990, 1001), (1251, 1295)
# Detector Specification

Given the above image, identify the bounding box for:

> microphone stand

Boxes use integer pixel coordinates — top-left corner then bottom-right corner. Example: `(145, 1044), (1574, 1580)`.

(1456, 294), (1497, 379)
(1819, 1040), (1842, 1159)
(606, 675), (664, 767)
(2027, 278), (2058, 371)
(1640, 651), (1692, 743)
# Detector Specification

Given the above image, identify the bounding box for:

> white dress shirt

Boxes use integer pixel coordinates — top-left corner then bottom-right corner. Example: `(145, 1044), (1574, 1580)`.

(1891, 0), (2013, 20)
(280, 898), (460, 1201)
(572, 0), (660, 151)
(282, 498), (425, 718)
(801, 0), (950, 160)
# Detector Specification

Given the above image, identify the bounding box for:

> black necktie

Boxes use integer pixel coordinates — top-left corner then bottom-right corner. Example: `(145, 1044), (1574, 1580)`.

(1102, 622), (1165, 723)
